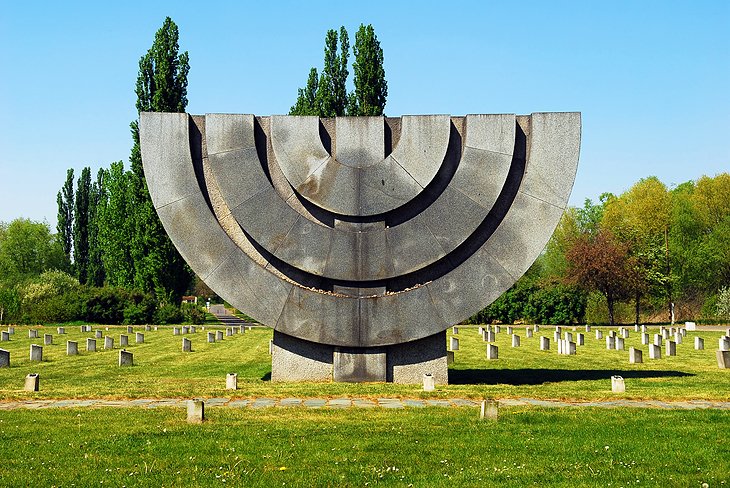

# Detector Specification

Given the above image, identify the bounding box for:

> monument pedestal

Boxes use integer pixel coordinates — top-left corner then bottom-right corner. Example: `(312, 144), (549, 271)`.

(271, 330), (448, 384)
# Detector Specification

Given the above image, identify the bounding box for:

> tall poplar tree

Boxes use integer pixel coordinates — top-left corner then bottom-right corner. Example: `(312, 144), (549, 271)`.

(86, 169), (106, 287)
(97, 162), (134, 288)
(56, 168), (74, 268)
(73, 167), (91, 284)
(348, 24), (387, 116)
(129, 16), (192, 300)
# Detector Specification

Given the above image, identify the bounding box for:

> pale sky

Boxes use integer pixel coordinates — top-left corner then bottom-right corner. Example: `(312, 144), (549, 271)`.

(1, 0), (728, 227)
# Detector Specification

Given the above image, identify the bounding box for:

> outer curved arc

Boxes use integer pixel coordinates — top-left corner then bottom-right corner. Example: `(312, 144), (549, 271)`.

(420, 112), (581, 331)
(389, 114), (451, 188)
(270, 115), (330, 188)
(140, 112), (294, 327)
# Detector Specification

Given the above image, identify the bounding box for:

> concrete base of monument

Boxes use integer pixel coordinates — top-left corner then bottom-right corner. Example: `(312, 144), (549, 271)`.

(271, 330), (448, 384)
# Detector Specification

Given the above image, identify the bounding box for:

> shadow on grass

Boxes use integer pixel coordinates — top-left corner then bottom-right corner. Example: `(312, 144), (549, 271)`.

(449, 368), (694, 385)
(261, 372), (272, 381)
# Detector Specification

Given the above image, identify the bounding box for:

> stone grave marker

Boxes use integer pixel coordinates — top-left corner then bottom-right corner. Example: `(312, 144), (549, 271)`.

(452, 326), (459, 334)
(649, 344), (661, 359)
(30, 344), (43, 361)
(567, 341), (576, 355)
(717, 350), (730, 369)
(173, 327), (181, 335)
(540, 337), (550, 350)
(576, 333), (584, 346)
(86, 338), (96, 352)
(422, 373), (435, 391)
(611, 375), (625, 393)
(511, 334), (520, 347)
(450, 337), (459, 351)
(118, 349), (133, 366)
(187, 399), (205, 423)
(0, 349), (9, 367)
(615, 337), (625, 351)
(104, 336), (114, 350)
(57, 327), (65, 334)
(226, 372), (238, 390)
(24, 373), (39, 391)
(43, 334), (52, 345)
(526, 328), (533, 338)
(66, 341), (78, 356)
(95, 330), (102, 339)
(0, 331), (9, 342)
(486, 344), (498, 359)
(28, 329), (38, 339)
(182, 337), (192, 352)
(719, 337), (730, 351)
(480, 400), (498, 420)
(654, 334), (662, 346)
(207, 332), (215, 343)
(629, 347), (642, 364)
(606, 336), (615, 350)
(694, 337), (704, 350)
(119, 335), (129, 347)
(665, 340), (677, 357)
(136, 332), (144, 344)
(216, 330), (224, 341)
(641, 333), (650, 345)
(127, 326), (134, 334)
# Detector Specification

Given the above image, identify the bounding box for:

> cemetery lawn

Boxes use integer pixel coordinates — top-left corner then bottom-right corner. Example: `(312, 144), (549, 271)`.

(0, 406), (727, 487)
(0, 325), (728, 401)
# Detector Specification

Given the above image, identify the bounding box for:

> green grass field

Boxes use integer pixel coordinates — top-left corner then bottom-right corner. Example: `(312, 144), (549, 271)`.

(0, 324), (728, 401)
(0, 406), (727, 487)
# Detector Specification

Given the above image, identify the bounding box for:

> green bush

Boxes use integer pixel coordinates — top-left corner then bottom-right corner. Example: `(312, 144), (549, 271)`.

(524, 284), (586, 325)
(717, 286), (730, 319)
(154, 304), (183, 325)
(84, 287), (128, 324)
(181, 303), (205, 325)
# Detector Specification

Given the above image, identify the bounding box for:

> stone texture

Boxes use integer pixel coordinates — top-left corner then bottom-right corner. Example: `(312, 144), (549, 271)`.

(25, 373), (39, 392)
(717, 350), (730, 369)
(44, 334), (52, 345)
(486, 344), (499, 359)
(540, 336), (550, 351)
(271, 331), (333, 382)
(187, 399), (205, 423)
(629, 347), (643, 364)
(611, 375), (625, 393)
(183, 338), (192, 352)
(30, 344), (42, 361)
(0, 349), (8, 367)
(86, 338), (96, 352)
(118, 350), (133, 367)
(66, 341), (78, 356)
(333, 347), (387, 382)
(694, 337), (704, 350)
(120, 335), (129, 347)
(226, 373), (238, 390)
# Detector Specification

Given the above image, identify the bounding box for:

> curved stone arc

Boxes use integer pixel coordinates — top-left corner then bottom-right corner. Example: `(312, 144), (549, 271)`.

(141, 112), (580, 349)
(139, 112), (293, 328)
(271, 115), (450, 216)
(208, 113), (514, 281)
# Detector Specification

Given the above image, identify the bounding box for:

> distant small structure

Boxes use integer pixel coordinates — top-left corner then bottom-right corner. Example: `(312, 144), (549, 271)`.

(182, 296), (198, 304)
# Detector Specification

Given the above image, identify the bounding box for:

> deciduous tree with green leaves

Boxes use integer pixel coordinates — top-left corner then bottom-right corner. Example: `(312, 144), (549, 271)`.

(73, 167), (91, 285)
(56, 168), (74, 268)
(348, 24), (387, 116)
(128, 16), (192, 300)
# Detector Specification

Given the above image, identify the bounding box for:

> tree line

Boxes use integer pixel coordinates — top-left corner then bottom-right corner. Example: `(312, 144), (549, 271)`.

(467, 174), (730, 326)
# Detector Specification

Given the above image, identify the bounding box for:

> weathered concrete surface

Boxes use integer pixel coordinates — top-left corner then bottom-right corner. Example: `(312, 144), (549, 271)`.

(140, 112), (580, 383)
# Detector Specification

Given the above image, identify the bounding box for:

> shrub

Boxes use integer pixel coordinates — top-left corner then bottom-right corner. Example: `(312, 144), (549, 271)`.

(84, 287), (128, 324)
(717, 286), (730, 319)
(181, 303), (206, 325)
(154, 304), (183, 325)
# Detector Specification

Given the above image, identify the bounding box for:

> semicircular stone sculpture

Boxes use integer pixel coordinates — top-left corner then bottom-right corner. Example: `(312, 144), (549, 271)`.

(140, 112), (580, 384)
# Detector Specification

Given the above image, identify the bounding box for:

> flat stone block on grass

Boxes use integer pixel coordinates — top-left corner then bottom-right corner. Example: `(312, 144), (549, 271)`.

(576, 333), (584, 346)
(717, 350), (730, 369)
(173, 327), (180, 335)
(486, 344), (498, 359)
(719, 337), (730, 351)
(566, 341), (576, 355)
(642, 333), (650, 345)
(127, 326), (134, 334)
(480, 400), (498, 420)
(136, 332), (144, 344)
(0, 349), (9, 367)
(30, 344), (43, 361)
(187, 399), (205, 423)
(226, 372), (237, 390)
(66, 341), (78, 356)
(118, 349), (133, 367)
(216, 331), (224, 341)
(654, 334), (662, 346)
(450, 337), (459, 351)
(0, 331), (8, 341)
(182, 326), (189, 334)
(611, 375), (625, 393)
(57, 327), (65, 334)
(540, 336), (550, 351)
(511, 334), (520, 347)
(452, 326), (459, 334)
(665, 340), (677, 357)
(24, 373), (39, 392)
(95, 330), (102, 338)
(44, 334), (52, 345)
(615, 337), (625, 351)
(526, 328), (533, 338)
(86, 338), (96, 352)
(606, 336), (615, 350)
(28, 329), (38, 339)
(629, 347), (643, 364)
(484, 331), (495, 342)
(207, 332), (215, 343)
(226, 328), (232, 337)
(422, 373), (435, 391)
(182, 337), (192, 352)
(104, 336), (114, 350)
(595, 330), (603, 340)
(694, 337), (704, 350)
(649, 344), (661, 359)
(119, 335), (129, 347)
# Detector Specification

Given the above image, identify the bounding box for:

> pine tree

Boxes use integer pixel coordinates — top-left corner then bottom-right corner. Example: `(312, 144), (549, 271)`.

(349, 24), (387, 116)
(56, 169), (74, 269)
(128, 16), (192, 300)
(73, 167), (91, 284)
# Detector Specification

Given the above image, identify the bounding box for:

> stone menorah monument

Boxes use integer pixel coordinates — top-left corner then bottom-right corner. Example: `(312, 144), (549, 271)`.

(140, 112), (580, 384)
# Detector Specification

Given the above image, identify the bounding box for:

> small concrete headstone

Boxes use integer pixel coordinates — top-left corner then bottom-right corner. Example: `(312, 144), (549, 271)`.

(595, 330), (603, 340)
(694, 337), (704, 350)
(484, 331), (495, 342)
(182, 326), (189, 334)
(0, 331), (9, 341)
(450, 337), (459, 351)
(576, 333), (584, 346)
(135, 332), (144, 344)
(28, 329), (38, 339)
(665, 340), (676, 357)
(119, 335), (129, 347)
(216, 330), (224, 341)
(268, 339), (273, 355)
(649, 344), (661, 359)
(66, 341), (78, 356)
(615, 337), (625, 351)
(606, 336), (615, 350)
(719, 337), (730, 351)
(567, 341), (576, 355)
(662, 329), (670, 339)
(104, 336), (114, 350)
(478, 326), (484, 335)
(634, 324), (640, 332)
(118, 349), (133, 366)
(555, 326), (562, 335)
(486, 344), (498, 359)
(726, 328), (730, 337)
(533, 325), (540, 332)
(57, 327), (65, 334)
(24, 373), (39, 392)
(447, 350), (455, 365)
(187, 399), (205, 423)
(239, 325), (245, 334)
(684, 321), (697, 331)
(585, 324), (591, 332)
(540, 336), (550, 351)
(86, 338), (96, 352)
(226, 372), (238, 390)
(526, 328), (533, 338)
(680, 328), (687, 337)
(553, 331), (560, 342)
(611, 375), (625, 393)
(629, 347), (643, 364)
(609, 330), (616, 338)
(621, 328), (629, 338)
(0, 349), (9, 367)
(190, 326), (197, 334)
(44, 334), (52, 345)
(564, 332), (573, 342)
(154, 326), (158, 331)
(182, 337), (192, 352)
(30, 344), (43, 361)
(717, 350), (730, 369)
(674, 333), (682, 345)
(480, 400), (498, 420)
(506, 326), (513, 335)
(452, 326), (459, 334)
(641, 333), (650, 345)
(226, 327), (233, 337)
(653, 334), (662, 346)
(145, 325), (151, 331)
(641, 325), (647, 333)
(511, 334), (520, 347)
(557, 339), (564, 355)
(95, 330), (102, 339)
(79, 326), (86, 333)
(173, 327), (181, 336)
(126, 326), (134, 334)
(207, 332), (215, 343)
(422, 373), (435, 391)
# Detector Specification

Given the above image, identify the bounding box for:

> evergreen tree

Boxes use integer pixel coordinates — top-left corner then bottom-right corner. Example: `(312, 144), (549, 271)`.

(86, 169), (106, 287)
(128, 16), (192, 300)
(73, 167), (91, 284)
(349, 24), (387, 116)
(56, 168), (74, 268)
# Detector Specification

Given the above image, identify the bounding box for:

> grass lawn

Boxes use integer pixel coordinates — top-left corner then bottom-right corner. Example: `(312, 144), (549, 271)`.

(0, 406), (727, 487)
(0, 324), (728, 401)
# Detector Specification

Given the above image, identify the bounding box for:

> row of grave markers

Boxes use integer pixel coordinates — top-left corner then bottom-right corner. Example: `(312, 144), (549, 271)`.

(447, 324), (730, 368)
